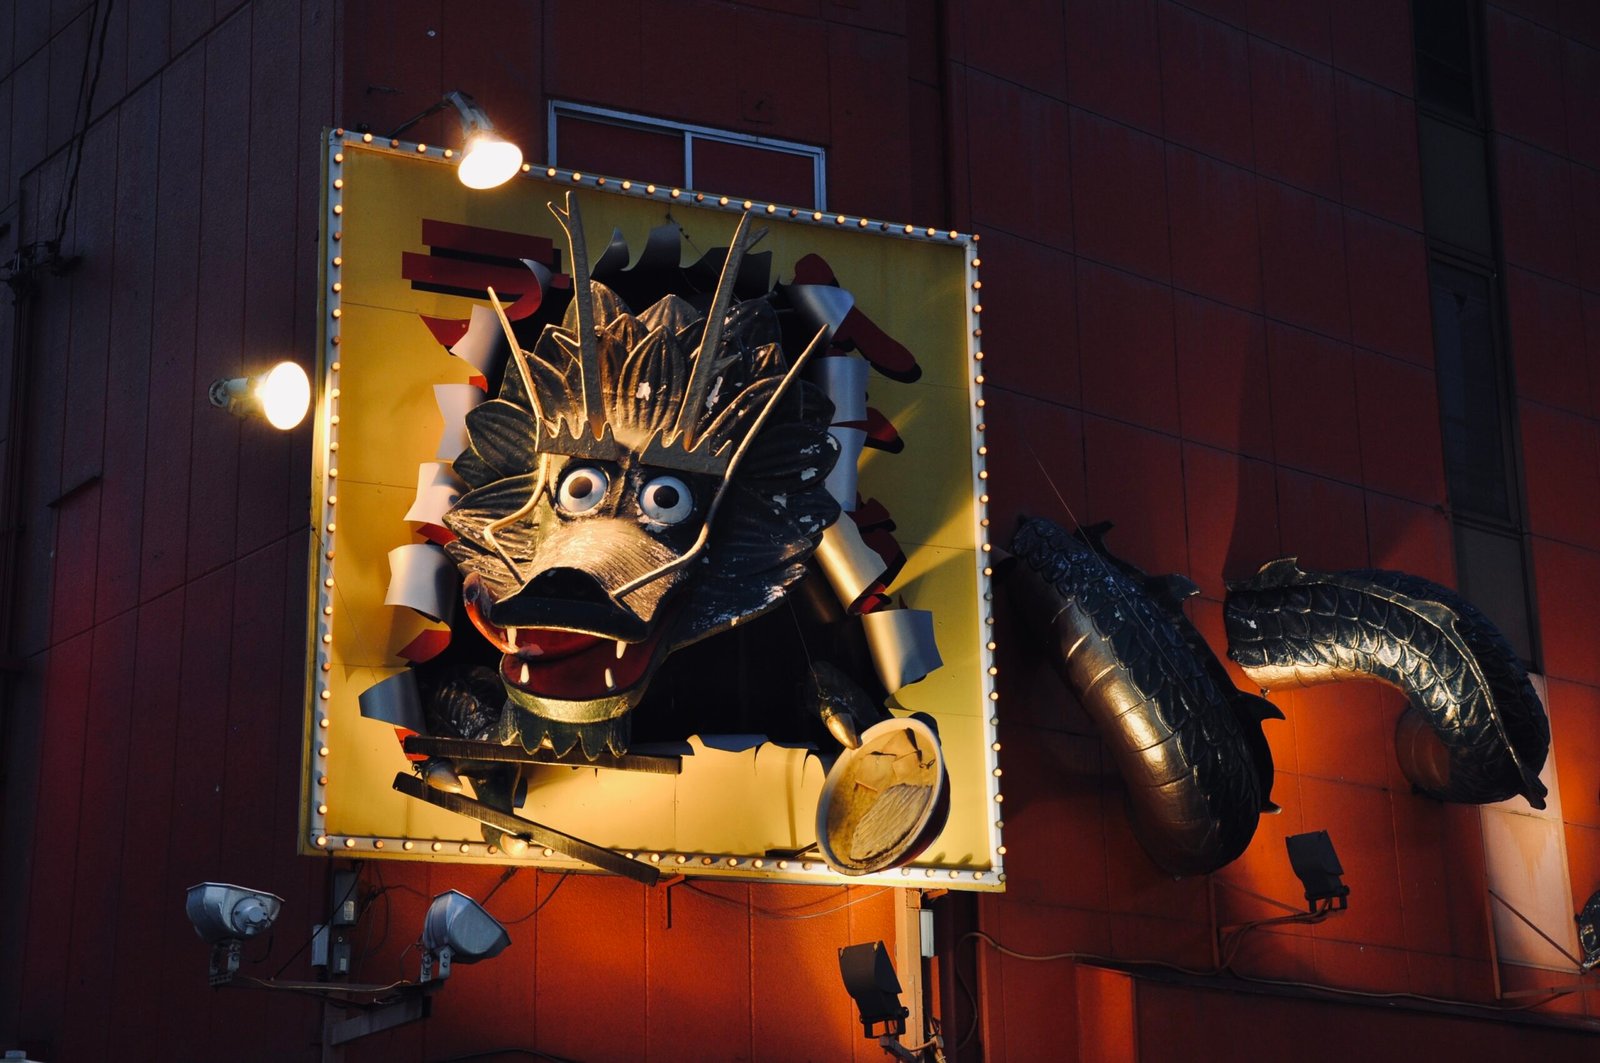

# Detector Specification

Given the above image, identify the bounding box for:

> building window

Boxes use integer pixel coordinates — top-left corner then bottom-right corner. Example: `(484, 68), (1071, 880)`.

(547, 101), (827, 210)
(1412, 0), (1539, 666)
(1413, 0), (1483, 120)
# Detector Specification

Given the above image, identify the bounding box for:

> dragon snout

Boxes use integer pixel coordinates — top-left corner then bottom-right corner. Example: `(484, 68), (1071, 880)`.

(521, 567), (615, 608)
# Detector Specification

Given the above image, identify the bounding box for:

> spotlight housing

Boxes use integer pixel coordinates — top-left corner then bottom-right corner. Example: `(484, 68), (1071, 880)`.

(420, 889), (510, 982)
(1285, 830), (1350, 912)
(185, 882), (284, 985)
(209, 360), (311, 430)
(385, 91), (524, 190)
(838, 940), (909, 1039)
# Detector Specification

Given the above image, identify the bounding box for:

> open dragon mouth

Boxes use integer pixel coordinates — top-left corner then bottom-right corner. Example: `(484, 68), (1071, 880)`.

(464, 598), (668, 700)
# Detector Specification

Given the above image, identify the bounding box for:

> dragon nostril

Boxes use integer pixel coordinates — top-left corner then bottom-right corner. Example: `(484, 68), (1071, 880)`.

(522, 567), (614, 606)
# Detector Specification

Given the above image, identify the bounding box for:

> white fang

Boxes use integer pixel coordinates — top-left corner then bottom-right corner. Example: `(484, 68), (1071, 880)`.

(519, 662), (531, 685)
(604, 667), (616, 691)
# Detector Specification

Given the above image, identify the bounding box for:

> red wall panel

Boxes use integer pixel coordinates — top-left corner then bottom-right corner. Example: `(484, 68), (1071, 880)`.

(2, 0), (1599, 1059)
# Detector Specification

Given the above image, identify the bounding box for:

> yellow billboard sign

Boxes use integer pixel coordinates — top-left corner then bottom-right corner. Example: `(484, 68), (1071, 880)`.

(302, 131), (1001, 889)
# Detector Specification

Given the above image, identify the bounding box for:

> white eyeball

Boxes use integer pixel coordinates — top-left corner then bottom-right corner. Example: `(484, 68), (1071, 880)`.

(556, 466), (609, 514)
(638, 475), (694, 525)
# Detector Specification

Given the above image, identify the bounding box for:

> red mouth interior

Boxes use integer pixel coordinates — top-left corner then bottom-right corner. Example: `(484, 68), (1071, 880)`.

(464, 597), (663, 699)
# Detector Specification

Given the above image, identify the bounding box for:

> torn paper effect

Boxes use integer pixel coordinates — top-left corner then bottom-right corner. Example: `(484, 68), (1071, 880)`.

(448, 304), (513, 377)
(403, 461), (466, 526)
(434, 383), (486, 461)
(592, 226), (632, 277)
(825, 426), (867, 511)
(809, 354), (869, 425)
(358, 669), (426, 731)
(384, 542), (459, 624)
(629, 223), (686, 273)
(817, 517), (889, 613)
(786, 282), (857, 339)
(862, 608), (942, 693)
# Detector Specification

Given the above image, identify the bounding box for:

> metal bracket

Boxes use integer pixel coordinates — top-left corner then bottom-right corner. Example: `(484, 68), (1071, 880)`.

(403, 735), (682, 775)
(392, 772), (660, 885)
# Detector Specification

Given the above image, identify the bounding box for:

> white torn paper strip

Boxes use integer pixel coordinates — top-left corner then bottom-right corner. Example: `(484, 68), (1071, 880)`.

(448, 304), (512, 377)
(384, 542), (459, 624)
(825, 426), (867, 511)
(817, 517), (887, 610)
(808, 354), (868, 424)
(403, 461), (466, 526)
(786, 283), (856, 338)
(434, 383), (486, 460)
(357, 669), (426, 731)
(862, 608), (943, 693)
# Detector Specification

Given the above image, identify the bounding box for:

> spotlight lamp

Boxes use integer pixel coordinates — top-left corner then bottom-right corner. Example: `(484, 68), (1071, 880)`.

(839, 941), (909, 1039)
(185, 882), (284, 985)
(386, 90), (524, 189)
(420, 889), (511, 982)
(209, 360), (311, 430)
(1576, 887), (1600, 971)
(1285, 830), (1350, 913)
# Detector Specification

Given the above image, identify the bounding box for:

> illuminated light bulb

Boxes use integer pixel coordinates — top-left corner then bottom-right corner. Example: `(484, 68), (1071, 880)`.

(256, 361), (311, 429)
(403, 841), (415, 851)
(455, 136), (517, 187)
(208, 361), (310, 430)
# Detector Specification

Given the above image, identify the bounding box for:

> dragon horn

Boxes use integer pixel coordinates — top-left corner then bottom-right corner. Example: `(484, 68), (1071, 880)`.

(674, 211), (766, 446)
(547, 192), (607, 438)
(615, 324), (828, 602)
(485, 286), (541, 425)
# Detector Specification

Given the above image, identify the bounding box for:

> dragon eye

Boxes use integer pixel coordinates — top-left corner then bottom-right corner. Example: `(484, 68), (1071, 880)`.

(638, 475), (694, 524)
(556, 466), (609, 514)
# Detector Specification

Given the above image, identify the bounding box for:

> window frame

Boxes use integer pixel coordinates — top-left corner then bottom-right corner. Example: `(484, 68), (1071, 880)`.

(546, 100), (829, 210)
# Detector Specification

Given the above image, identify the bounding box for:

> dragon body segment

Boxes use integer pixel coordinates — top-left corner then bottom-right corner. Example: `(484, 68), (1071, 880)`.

(1009, 519), (1549, 877)
(1225, 560), (1549, 808)
(1009, 517), (1275, 876)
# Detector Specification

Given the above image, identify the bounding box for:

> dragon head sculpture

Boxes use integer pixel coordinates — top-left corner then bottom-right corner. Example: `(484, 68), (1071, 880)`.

(441, 195), (842, 759)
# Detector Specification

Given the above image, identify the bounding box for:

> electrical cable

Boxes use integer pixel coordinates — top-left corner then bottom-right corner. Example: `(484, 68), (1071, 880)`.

(500, 872), (572, 925)
(482, 866), (522, 907)
(428, 1048), (583, 1063)
(952, 920), (1587, 1051)
(54, 0), (115, 246)
(272, 858), (363, 978)
(683, 881), (891, 920)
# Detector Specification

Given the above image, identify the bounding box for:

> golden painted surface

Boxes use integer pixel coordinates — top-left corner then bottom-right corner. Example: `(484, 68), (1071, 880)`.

(308, 140), (996, 886)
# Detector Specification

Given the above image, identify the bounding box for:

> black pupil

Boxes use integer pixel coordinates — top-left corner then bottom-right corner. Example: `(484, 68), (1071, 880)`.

(569, 474), (595, 500)
(652, 484), (680, 509)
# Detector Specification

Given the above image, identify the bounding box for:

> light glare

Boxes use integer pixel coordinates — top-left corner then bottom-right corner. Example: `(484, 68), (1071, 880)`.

(458, 133), (523, 189)
(256, 361), (311, 430)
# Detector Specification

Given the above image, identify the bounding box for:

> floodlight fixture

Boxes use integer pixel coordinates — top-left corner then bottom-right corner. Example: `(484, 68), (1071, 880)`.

(1285, 830), (1350, 913)
(387, 91), (524, 189)
(186, 882), (284, 984)
(838, 940), (909, 1039)
(209, 360), (311, 430)
(1576, 887), (1600, 971)
(420, 889), (511, 982)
